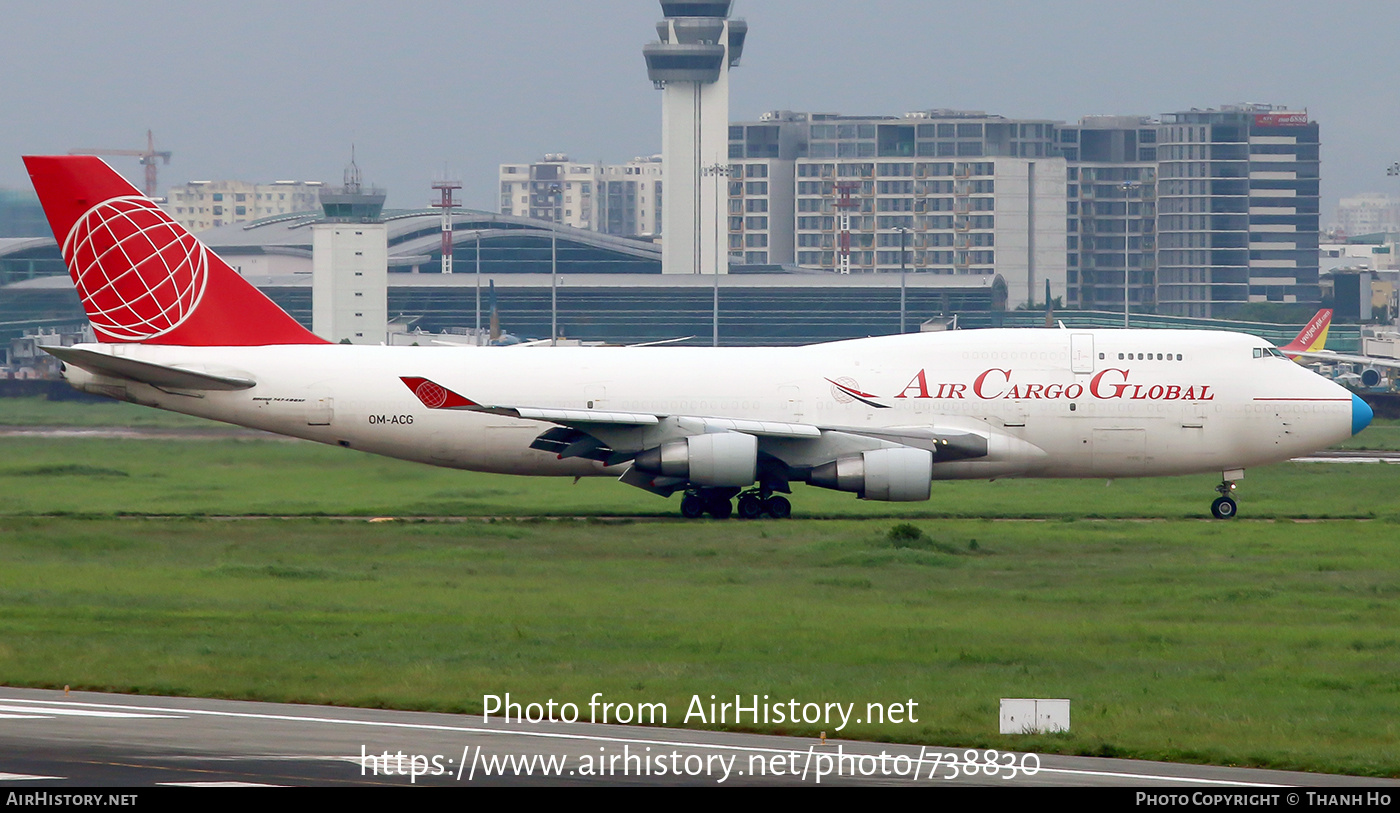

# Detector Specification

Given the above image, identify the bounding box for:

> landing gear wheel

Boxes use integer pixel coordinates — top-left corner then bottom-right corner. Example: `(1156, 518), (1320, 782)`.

(680, 493), (706, 519)
(1211, 496), (1237, 520)
(1212, 477), (1239, 520)
(705, 496), (733, 519)
(764, 495), (792, 519)
(737, 494), (765, 520)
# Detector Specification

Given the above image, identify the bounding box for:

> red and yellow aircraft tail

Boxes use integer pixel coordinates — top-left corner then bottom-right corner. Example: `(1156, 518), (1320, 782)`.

(1280, 309), (1332, 360)
(23, 155), (325, 347)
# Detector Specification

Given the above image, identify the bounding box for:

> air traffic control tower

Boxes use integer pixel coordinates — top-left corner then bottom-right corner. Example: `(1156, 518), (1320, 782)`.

(643, 1), (746, 275)
(312, 154), (388, 344)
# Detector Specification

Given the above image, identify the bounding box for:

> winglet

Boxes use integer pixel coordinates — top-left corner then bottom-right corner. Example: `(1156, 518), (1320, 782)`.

(400, 377), (480, 409)
(1281, 309), (1332, 359)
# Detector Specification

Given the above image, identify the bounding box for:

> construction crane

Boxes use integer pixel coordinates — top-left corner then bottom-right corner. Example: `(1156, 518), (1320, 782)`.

(68, 130), (172, 198)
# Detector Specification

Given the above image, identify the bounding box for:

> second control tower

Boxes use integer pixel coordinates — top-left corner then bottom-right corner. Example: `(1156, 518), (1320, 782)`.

(643, 1), (746, 275)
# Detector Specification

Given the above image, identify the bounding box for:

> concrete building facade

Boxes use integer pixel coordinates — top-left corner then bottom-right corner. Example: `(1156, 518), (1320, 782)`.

(164, 179), (323, 232)
(1155, 104), (1320, 317)
(498, 154), (663, 238)
(507, 103), (1319, 318)
(726, 110), (807, 266)
(1336, 193), (1400, 238)
(722, 110), (1067, 308)
(1058, 116), (1159, 314)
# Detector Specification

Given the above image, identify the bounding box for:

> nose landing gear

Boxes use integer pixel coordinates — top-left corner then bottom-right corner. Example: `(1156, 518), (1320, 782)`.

(1211, 479), (1238, 519)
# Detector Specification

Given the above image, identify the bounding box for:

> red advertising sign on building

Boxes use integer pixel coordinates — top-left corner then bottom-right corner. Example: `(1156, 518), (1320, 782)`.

(1254, 112), (1309, 127)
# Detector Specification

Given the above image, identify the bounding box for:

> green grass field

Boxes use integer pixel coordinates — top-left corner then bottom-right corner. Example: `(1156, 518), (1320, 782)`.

(3, 396), (1400, 776)
(2, 434), (1400, 519)
(0, 396), (215, 428)
(2, 514), (1399, 776)
(1333, 419), (1400, 451)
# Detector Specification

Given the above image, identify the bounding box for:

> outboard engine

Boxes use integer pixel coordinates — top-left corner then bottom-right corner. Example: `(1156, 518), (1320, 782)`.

(808, 447), (933, 502)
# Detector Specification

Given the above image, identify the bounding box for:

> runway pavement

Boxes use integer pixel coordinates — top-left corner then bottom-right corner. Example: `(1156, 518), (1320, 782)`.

(1291, 450), (1400, 463)
(0, 687), (1396, 788)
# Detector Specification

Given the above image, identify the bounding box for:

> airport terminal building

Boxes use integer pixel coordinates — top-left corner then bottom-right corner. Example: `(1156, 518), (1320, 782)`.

(0, 208), (1007, 347)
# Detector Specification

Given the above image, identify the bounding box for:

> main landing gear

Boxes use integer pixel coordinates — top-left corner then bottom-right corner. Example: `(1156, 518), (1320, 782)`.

(679, 488), (791, 520)
(1210, 479), (1239, 520)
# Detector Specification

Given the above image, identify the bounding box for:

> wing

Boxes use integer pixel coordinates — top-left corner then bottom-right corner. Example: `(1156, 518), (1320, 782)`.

(399, 376), (1008, 495)
(400, 375), (818, 436)
(1288, 350), (1400, 370)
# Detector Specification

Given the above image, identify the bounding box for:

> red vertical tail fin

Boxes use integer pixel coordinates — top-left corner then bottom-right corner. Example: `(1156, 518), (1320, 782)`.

(23, 155), (326, 346)
(1280, 309), (1332, 357)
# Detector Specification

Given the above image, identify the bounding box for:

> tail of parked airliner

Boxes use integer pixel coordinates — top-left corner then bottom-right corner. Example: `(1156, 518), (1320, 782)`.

(23, 155), (325, 346)
(1280, 309), (1332, 360)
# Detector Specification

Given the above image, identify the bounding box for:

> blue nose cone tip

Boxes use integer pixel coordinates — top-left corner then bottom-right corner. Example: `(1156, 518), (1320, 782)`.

(1352, 394), (1374, 436)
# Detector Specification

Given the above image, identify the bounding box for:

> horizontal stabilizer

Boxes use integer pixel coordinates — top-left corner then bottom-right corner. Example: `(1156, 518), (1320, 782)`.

(41, 346), (255, 391)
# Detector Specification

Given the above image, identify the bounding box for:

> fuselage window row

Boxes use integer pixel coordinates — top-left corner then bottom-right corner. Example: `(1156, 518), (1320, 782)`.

(1113, 353), (1184, 361)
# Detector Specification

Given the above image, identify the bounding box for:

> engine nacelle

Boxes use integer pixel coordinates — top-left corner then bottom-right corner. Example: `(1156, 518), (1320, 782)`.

(1361, 367), (1384, 388)
(633, 432), (757, 487)
(808, 447), (933, 502)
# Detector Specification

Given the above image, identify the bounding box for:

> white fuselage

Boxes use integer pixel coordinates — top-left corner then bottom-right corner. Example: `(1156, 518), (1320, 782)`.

(63, 328), (1358, 483)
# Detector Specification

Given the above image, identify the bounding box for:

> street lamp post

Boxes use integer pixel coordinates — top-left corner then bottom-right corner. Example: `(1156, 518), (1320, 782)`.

(896, 226), (909, 333)
(1121, 180), (1142, 328)
(1388, 164), (1400, 328)
(474, 233), (481, 343)
(702, 163), (731, 347)
(550, 229), (557, 347)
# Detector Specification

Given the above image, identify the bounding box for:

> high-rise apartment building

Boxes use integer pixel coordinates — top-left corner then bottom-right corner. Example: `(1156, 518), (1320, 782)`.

(1336, 193), (1400, 238)
(1058, 116), (1159, 313)
(1155, 105), (1320, 317)
(728, 110), (1067, 308)
(726, 110), (808, 266)
(165, 180), (323, 232)
(498, 155), (663, 238)
(506, 103), (1320, 318)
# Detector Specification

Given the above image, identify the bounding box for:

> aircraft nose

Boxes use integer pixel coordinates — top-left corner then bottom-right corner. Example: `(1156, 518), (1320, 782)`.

(1352, 394), (1374, 436)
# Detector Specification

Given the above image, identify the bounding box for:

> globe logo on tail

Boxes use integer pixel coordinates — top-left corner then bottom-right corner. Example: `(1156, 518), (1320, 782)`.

(62, 196), (208, 341)
(413, 379), (450, 409)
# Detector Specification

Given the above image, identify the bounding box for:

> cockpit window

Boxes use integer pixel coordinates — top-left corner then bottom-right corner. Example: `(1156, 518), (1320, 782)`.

(1256, 347), (1286, 359)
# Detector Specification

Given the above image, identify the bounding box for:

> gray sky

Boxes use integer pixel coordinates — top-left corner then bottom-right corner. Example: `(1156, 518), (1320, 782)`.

(1, 1), (1395, 222)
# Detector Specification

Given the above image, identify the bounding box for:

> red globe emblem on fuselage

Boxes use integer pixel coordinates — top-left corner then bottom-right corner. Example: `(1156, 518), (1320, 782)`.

(414, 380), (449, 409)
(62, 196), (208, 341)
